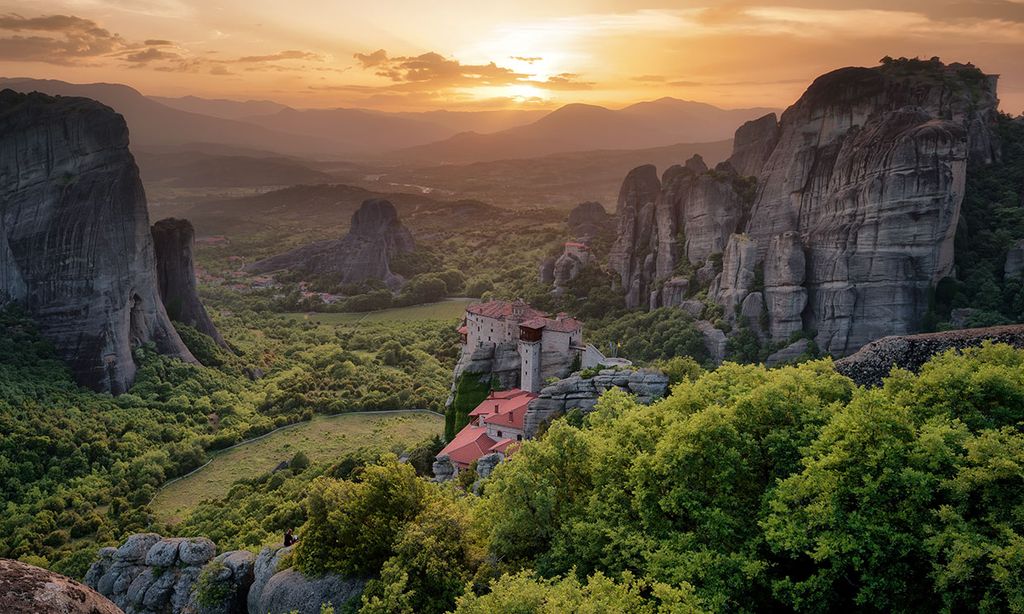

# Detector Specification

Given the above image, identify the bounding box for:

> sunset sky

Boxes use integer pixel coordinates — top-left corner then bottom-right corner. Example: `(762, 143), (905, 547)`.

(2, 1), (1023, 113)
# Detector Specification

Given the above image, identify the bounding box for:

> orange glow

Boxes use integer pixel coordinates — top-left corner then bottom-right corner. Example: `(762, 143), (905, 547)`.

(0, 1), (1022, 112)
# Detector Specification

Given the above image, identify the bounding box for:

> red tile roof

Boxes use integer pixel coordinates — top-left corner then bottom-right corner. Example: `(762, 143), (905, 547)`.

(439, 424), (497, 469)
(441, 389), (536, 469)
(466, 300), (547, 321)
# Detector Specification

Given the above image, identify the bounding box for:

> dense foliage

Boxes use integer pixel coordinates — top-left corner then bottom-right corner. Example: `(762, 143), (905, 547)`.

(229, 344), (1024, 614)
(0, 306), (456, 576)
(936, 113), (1024, 327)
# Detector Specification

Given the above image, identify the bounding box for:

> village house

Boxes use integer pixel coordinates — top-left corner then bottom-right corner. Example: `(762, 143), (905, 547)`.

(438, 389), (537, 471)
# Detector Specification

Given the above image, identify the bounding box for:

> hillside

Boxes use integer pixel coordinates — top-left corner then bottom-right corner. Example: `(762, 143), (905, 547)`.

(395, 98), (775, 163)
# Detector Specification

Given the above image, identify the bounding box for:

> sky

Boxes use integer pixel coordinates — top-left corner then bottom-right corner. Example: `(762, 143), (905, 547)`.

(1, 1), (1023, 113)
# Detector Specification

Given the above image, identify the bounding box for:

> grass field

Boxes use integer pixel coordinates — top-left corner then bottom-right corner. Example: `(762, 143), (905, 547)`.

(151, 410), (443, 524)
(282, 297), (473, 325)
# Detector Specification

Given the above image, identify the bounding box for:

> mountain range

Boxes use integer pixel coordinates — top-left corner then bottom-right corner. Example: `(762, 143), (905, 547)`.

(0, 77), (774, 162)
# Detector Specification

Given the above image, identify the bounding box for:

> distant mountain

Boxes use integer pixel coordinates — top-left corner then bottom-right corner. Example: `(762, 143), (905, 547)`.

(149, 95), (289, 120)
(395, 98), (778, 163)
(0, 78), (342, 157)
(388, 108), (549, 133)
(239, 107), (455, 153)
(134, 151), (335, 187)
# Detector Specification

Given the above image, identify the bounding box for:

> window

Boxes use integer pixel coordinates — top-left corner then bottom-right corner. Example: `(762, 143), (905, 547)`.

(497, 430), (503, 437)
(517, 434), (522, 441)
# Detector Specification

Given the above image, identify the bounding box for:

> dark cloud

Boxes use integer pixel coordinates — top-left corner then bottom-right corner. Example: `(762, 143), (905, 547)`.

(122, 47), (179, 64)
(0, 13), (128, 64)
(352, 48), (597, 92)
(145, 39), (172, 46)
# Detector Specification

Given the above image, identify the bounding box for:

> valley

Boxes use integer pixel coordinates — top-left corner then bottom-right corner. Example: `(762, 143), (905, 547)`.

(151, 410), (443, 524)
(1, 31), (1024, 614)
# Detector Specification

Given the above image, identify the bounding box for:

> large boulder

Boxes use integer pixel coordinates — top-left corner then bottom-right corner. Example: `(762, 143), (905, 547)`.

(608, 165), (661, 309)
(249, 546), (365, 614)
(0, 559), (122, 614)
(0, 89), (196, 393)
(834, 324), (1024, 387)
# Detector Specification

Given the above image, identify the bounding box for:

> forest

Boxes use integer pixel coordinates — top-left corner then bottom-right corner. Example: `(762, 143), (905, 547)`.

(176, 344), (1024, 613)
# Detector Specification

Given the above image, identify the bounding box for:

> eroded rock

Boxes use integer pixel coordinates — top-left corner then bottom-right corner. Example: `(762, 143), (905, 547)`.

(0, 559), (121, 614)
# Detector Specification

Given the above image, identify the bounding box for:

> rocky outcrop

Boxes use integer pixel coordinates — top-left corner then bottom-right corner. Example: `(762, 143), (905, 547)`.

(524, 368), (668, 436)
(608, 59), (1001, 358)
(741, 61), (998, 355)
(834, 324), (1024, 387)
(0, 89), (195, 393)
(566, 201), (611, 241)
(608, 165), (661, 309)
(250, 546), (364, 614)
(695, 320), (728, 365)
(1, 559), (121, 614)
(728, 113), (779, 177)
(610, 156), (750, 309)
(763, 232), (807, 340)
(553, 251), (586, 289)
(152, 218), (226, 348)
(765, 339), (812, 367)
(432, 454), (457, 482)
(85, 533), (253, 614)
(452, 342), (521, 391)
(247, 199), (415, 290)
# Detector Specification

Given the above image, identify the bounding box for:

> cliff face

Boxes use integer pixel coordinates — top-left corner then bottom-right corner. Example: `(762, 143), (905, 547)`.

(247, 198), (415, 289)
(152, 217), (227, 348)
(609, 59), (1001, 354)
(0, 90), (195, 393)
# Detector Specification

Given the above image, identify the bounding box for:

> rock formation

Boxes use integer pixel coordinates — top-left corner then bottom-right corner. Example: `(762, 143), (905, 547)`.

(524, 368), (669, 436)
(152, 218), (227, 348)
(247, 198), (415, 290)
(250, 546), (365, 614)
(608, 59), (1002, 356)
(87, 534), (365, 614)
(85, 533), (252, 614)
(566, 201), (612, 242)
(833, 324), (1024, 387)
(0, 89), (195, 393)
(1, 559), (121, 614)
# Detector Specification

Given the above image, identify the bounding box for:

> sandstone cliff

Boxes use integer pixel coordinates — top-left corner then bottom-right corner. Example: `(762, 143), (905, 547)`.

(608, 59), (1002, 355)
(246, 198), (414, 290)
(0, 90), (195, 393)
(152, 218), (227, 348)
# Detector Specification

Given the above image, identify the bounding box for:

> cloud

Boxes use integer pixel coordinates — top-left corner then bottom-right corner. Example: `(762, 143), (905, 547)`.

(351, 48), (599, 94)
(511, 55), (543, 63)
(236, 49), (323, 63)
(121, 46), (180, 64)
(538, 72), (595, 90)
(632, 74), (669, 82)
(144, 39), (172, 46)
(0, 13), (129, 64)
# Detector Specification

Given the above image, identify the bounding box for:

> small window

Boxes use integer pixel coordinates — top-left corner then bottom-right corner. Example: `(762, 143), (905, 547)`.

(497, 430), (503, 437)
(517, 435), (523, 441)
